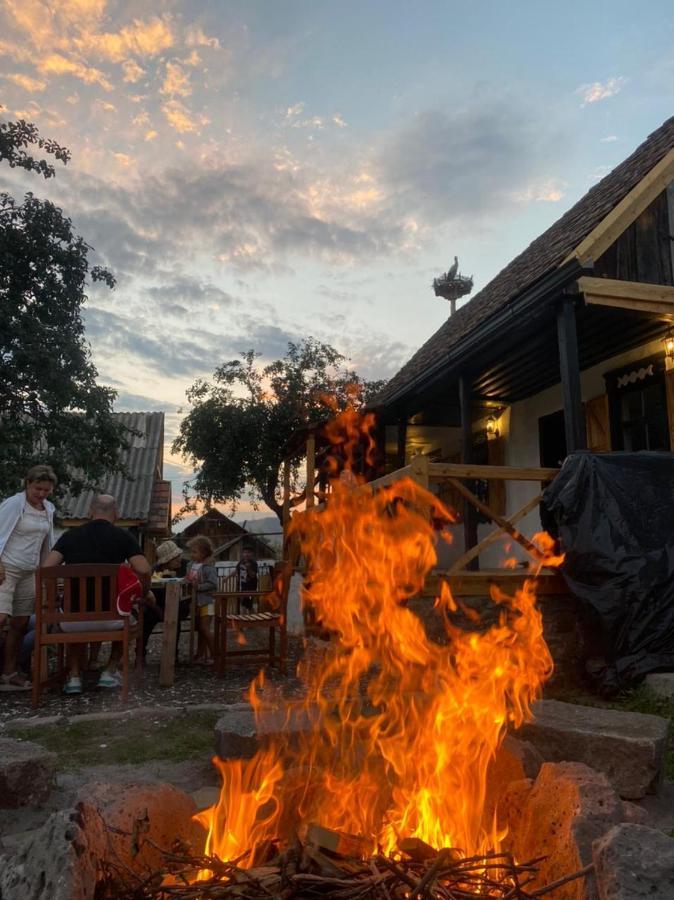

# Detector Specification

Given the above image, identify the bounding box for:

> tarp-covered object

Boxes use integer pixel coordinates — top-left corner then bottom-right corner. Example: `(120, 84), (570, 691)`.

(541, 452), (674, 693)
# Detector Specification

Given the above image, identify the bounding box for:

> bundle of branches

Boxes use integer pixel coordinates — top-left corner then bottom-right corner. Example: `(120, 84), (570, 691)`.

(100, 830), (593, 900)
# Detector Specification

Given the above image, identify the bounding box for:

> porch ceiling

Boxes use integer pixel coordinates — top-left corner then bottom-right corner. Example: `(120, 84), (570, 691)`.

(393, 303), (671, 426)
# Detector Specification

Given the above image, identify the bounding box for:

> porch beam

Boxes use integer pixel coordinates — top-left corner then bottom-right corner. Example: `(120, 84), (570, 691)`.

(557, 297), (587, 452)
(578, 276), (674, 320)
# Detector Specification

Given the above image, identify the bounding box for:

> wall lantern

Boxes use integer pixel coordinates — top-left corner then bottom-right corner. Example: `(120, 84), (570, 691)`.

(664, 329), (674, 361)
(486, 414), (498, 437)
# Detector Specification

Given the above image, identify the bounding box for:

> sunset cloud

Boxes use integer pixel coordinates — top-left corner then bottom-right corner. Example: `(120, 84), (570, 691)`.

(73, 16), (174, 63)
(39, 53), (113, 91)
(577, 76), (627, 106)
(5, 73), (47, 92)
(185, 26), (220, 50)
(121, 59), (145, 83)
(161, 99), (198, 133)
(161, 62), (191, 97)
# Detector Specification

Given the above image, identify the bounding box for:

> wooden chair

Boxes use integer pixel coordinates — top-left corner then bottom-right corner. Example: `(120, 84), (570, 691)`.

(213, 562), (289, 676)
(32, 564), (143, 708)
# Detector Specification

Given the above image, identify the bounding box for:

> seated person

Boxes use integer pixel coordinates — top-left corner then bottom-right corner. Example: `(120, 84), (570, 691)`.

(43, 494), (150, 694)
(141, 540), (191, 659)
(234, 545), (258, 610)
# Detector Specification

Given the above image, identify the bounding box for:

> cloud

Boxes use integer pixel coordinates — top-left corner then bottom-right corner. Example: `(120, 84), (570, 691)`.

(160, 62), (191, 97)
(73, 16), (174, 63)
(600, 134), (618, 143)
(83, 304), (301, 379)
(144, 129), (158, 141)
(39, 53), (113, 91)
(4, 72), (47, 91)
(162, 98), (200, 133)
(114, 391), (180, 413)
(121, 59), (144, 83)
(185, 26), (220, 50)
(84, 306), (215, 378)
(377, 101), (562, 226)
(577, 77), (627, 106)
(144, 275), (236, 313)
(512, 178), (566, 204)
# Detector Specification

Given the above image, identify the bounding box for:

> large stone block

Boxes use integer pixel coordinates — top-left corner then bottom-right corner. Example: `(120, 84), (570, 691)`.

(215, 703), (319, 760)
(508, 762), (623, 900)
(0, 782), (204, 900)
(516, 700), (669, 799)
(78, 781), (204, 872)
(593, 823), (674, 899)
(0, 803), (105, 900)
(0, 737), (57, 808)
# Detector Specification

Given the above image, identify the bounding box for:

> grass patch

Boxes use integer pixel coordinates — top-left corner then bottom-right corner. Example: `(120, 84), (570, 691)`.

(6, 709), (220, 771)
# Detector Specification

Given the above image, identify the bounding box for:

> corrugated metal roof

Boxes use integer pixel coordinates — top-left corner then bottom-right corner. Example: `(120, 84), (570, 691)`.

(59, 412), (164, 522)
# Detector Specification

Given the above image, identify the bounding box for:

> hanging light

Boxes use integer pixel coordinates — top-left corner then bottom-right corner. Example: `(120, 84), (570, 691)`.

(664, 329), (674, 361)
(486, 414), (498, 436)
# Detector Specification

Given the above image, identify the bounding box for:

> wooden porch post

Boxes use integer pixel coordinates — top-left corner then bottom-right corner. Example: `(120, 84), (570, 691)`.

(396, 418), (407, 469)
(556, 297), (587, 452)
(459, 375), (478, 565)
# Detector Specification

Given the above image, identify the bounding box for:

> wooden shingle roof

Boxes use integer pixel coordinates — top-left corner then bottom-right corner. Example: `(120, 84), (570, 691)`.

(375, 116), (674, 408)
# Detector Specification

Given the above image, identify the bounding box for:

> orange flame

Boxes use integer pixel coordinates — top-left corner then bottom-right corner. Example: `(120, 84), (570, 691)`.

(198, 406), (555, 871)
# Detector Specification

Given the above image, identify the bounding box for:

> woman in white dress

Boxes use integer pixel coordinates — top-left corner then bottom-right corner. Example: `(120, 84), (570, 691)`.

(0, 465), (56, 691)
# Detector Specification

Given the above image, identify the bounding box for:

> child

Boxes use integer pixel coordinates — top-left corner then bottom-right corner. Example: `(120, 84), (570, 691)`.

(186, 536), (217, 664)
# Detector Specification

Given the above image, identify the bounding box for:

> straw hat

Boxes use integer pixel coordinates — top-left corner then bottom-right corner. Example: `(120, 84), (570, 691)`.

(155, 540), (182, 567)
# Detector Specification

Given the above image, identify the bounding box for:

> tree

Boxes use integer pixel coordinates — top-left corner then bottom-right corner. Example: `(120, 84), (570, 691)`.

(173, 340), (385, 523)
(0, 115), (127, 497)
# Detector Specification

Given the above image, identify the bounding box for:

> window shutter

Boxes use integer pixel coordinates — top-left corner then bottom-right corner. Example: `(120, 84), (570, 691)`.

(585, 394), (611, 452)
(666, 370), (674, 451)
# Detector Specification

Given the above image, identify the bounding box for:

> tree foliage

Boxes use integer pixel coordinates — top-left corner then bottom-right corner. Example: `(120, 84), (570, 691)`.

(0, 115), (126, 497)
(173, 340), (385, 522)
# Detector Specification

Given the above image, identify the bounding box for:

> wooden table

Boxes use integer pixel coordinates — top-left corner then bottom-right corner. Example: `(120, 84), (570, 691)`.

(156, 579), (196, 687)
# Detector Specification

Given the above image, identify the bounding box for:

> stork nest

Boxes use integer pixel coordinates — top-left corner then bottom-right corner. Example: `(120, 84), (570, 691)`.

(432, 274), (474, 302)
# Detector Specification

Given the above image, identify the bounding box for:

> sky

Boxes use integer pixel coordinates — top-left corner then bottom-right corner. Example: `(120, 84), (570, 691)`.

(1, 0), (674, 515)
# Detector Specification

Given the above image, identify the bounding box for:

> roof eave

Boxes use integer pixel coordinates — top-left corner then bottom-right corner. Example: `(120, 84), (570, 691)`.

(374, 257), (588, 413)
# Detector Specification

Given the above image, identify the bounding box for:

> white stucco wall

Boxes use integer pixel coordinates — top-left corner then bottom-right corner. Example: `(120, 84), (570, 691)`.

(480, 335), (667, 566)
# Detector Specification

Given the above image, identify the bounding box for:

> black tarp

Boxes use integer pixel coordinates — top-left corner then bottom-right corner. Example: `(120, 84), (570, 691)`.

(541, 451), (674, 693)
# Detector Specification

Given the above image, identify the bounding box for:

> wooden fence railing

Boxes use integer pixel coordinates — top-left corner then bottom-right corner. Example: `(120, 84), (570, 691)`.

(365, 455), (563, 598)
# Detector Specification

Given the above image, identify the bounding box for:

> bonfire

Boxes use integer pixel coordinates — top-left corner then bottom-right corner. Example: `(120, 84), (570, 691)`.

(140, 407), (586, 898)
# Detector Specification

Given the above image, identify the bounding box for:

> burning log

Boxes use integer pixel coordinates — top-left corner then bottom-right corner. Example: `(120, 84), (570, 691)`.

(98, 819), (595, 899)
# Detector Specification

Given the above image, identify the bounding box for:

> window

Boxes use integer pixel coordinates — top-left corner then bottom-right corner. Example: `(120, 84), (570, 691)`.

(606, 357), (669, 451)
(539, 409), (567, 468)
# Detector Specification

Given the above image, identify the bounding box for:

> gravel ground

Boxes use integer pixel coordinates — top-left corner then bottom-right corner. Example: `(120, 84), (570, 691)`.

(0, 629), (306, 727)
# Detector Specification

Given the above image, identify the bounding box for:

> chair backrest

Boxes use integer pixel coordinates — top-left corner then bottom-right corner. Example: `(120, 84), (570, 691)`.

(36, 564), (121, 628)
(217, 571), (239, 593)
(268, 561), (292, 615)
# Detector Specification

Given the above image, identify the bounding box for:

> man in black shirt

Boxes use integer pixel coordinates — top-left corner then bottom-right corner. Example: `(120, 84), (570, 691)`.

(44, 494), (151, 694)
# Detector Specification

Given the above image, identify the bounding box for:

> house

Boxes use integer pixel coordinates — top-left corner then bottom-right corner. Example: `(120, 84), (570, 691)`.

(57, 412), (171, 561)
(177, 509), (278, 561)
(369, 116), (674, 566)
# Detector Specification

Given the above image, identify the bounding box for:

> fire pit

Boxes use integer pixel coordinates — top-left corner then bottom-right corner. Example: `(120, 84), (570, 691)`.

(2, 410), (672, 899)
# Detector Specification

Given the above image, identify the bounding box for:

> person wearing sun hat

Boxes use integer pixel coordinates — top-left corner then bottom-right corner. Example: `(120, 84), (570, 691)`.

(142, 540), (190, 660)
(154, 540), (183, 575)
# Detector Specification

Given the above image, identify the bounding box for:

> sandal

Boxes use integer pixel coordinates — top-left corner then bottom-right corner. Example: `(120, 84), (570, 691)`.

(0, 672), (32, 692)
